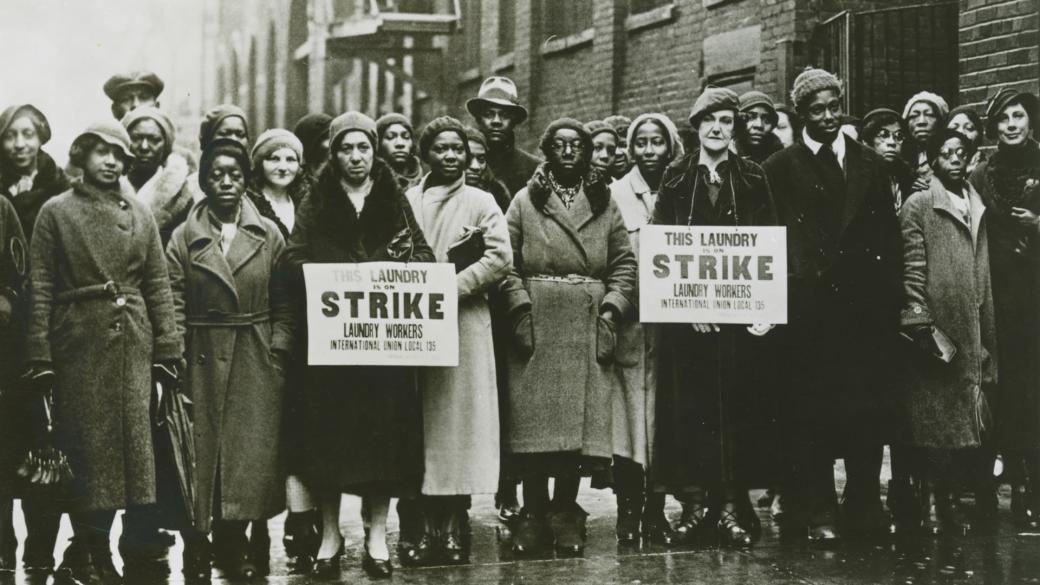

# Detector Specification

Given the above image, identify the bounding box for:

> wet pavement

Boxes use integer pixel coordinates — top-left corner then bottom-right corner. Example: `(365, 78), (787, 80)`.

(5, 465), (1040, 584)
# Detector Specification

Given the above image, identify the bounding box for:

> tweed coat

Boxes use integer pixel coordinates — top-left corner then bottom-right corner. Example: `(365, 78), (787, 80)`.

(762, 137), (902, 448)
(500, 164), (637, 465)
(166, 198), (292, 531)
(899, 177), (997, 448)
(284, 160), (434, 494)
(406, 175), (511, 495)
(26, 180), (181, 511)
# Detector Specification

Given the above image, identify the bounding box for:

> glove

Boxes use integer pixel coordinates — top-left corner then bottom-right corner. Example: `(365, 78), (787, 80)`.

(906, 324), (940, 357)
(596, 312), (617, 365)
(511, 309), (534, 360)
(21, 366), (55, 394)
(0, 294), (12, 327)
(152, 361), (181, 387)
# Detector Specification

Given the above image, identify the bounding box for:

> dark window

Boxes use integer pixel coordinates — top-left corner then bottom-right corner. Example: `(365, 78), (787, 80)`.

(498, 0), (515, 55)
(462, 0), (481, 67)
(542, 0), (591, 39)
(630, 0), (669, 14)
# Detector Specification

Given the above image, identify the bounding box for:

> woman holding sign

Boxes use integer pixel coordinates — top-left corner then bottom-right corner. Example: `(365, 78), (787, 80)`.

(650, 87), (779, 547)
(285, 112), (433, 580)
(405, 116), (511, 564)
(166, 138), (293, 579)
(607, 112), (684, 546)
(500, 117), (637, 555)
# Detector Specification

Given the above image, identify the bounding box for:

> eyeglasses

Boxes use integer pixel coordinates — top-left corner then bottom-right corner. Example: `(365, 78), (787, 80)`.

(876, 129), (904, 143)
(550, 140), (585, 154)
(938, 147), (968, 160)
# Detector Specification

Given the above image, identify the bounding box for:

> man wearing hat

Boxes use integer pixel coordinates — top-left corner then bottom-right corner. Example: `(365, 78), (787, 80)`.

(104, 71), (165, 121)
(735, 90), (784, 164)
(120, 106), (194, 247)
(762, 67), (901, 543)
(467, 76), (541, 197)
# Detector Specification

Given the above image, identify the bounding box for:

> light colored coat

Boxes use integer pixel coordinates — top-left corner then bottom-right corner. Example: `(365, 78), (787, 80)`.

(166, 198), (292, 530)
(900, 177), (997, 448)
(406, 176), (511, 495)
(608, 166), (656, 466)
(26, 181), (182, 511)
(121, 152), (194, 246)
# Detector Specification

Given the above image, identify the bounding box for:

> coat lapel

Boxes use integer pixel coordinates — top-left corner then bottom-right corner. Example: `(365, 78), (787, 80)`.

(541, 189), (590, 268)
(225, 198), (267, 276)
(185, 202), (240, 303)
(839, 139), (869, 236)
(929, 178), (976, 242)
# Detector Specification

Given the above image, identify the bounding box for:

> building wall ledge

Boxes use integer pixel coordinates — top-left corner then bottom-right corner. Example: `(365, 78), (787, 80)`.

(493, 52), (515, 72)
(540, 27), (595, 57)
(625, 3), (677, 33)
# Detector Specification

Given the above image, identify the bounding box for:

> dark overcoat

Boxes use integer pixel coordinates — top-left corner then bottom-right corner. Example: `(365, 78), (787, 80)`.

(500, 164), (637, 467)
(1, 150), (69, 243)
(650, 152), (781, 492)
(0, 196), (27, 498)
(762, 138), (902, 449)
(487, 141), (542, 197)
(899, 178), (997, 449)
(166, 198), (293, 531)
(284, 160), (434, 495)
(970, 140), (1040, 452)
(26, 181), (181, 511)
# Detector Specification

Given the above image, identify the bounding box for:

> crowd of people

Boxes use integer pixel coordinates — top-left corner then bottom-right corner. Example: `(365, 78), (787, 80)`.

(0, 64), (1037, 584)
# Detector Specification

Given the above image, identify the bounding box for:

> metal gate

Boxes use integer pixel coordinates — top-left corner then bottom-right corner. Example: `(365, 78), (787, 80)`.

(811, 2), (959, 117)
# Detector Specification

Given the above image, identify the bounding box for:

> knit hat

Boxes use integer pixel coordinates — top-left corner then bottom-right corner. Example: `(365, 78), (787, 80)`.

(418, 116), (469, 159)
(538, 117), (592, 165)
(0, 104), (51, 144)
(250, 129), (304, 168)
(689, 86), (740, 126)
(103, 70), (164, 101)
(120, 106), (176, 160)
(200, 137), (251, 191)
(463, 125), (487, 149)
(902, 91), (950, 121)
(584, 120), (619, 142)
(329, 111), (377, 151)
(790, 67), (842, 109)
(293, 112), (333, 163)
(627, 113), (685, 161)
(199, 104), (249, 149)
(739, 90), (778, 125)
(466, 76), (529, 124)
(376, 113), (413, 140)
(71, 119), (135, 162)
(983, 88), (1039, 140)
(603, 115), (632, 138)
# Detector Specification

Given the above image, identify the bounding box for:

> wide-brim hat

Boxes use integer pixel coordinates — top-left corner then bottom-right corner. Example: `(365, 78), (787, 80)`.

(466, 76), (529, 124)
(984, 88), (1039, 140)
(73, 119), (135, 162)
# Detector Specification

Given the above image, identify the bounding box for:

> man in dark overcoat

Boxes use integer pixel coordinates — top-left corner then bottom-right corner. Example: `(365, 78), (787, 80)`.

(762, 68), (902, 542)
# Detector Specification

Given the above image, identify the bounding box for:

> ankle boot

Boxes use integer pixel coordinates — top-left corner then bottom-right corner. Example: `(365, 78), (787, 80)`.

(641, 493), (676, 546)
(249, 521), (270, 576)
(615, 494), (641, 545)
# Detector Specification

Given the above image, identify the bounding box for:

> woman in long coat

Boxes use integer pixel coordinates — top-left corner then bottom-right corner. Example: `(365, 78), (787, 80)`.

(166, 138), (293, 579)
(901, 130), (996, 534)
(405, 116), (511, 563)
(285, 112), (433, 580)
(651, 88), (779, 546)
(501, 117), (637, 555)
(608, 113), (684, 546)
(0, 195), (26, 572)
(970, 88), (1040, 528)
(25, 120), (181, 580)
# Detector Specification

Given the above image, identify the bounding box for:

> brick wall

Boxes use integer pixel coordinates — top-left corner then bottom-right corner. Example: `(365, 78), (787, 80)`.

(959, 0), (1039, 109)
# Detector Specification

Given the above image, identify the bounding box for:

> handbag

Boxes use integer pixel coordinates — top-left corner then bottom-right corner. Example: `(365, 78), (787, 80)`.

(447, 226), (486, 273)
(899, 325), (958, 364)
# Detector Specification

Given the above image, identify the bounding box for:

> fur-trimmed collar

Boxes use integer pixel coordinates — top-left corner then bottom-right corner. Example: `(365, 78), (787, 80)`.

(308, 158), (406, 248)
(526, 162), (611, 216)
(123, 152), (191, 231)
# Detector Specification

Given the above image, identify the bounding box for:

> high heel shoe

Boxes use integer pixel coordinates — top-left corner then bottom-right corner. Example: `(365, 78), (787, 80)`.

(361, 550), (393, 580)
(311, 539), (344, 579)
(674, 501), (707, 543)
(717, 505), (753, 547)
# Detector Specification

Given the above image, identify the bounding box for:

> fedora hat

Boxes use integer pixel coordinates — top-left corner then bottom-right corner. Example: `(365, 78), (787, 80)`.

(466, 77), (529, 124)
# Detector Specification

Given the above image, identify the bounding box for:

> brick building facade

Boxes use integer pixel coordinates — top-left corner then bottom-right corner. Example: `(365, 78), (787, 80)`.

(198, 0), (1039, 150)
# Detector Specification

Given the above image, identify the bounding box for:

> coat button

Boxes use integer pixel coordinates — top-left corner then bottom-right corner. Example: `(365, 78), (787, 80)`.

(197, 354), (207, 365)
(115, 296), (126, 307)
(913, 306), (923, 314)
(118, 200), (128, 210)
(112, 322), (122, 332)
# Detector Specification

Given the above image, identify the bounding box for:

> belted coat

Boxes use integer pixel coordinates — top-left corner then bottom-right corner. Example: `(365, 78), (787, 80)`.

(166, 198), (292, 531)
(26, 180), (181, 511)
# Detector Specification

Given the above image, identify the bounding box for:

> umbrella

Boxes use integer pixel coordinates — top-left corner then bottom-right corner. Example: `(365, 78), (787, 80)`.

(16, 390), (73, 488)
(153, 378), (197, 529)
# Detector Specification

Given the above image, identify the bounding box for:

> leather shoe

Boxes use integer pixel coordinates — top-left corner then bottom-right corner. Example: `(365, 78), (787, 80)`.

(808, 523), (841, 544)
(717, 506), (753, 548)
(512, 509), (549, 554)
(615, 496), (641, 545)
(442, 534), (469, 565)
(549, 504), (587, 556)
(398, 533), (434, 567)
(674, 502), (707, 543)
(361, 551), (393, 580)
(641, 512), (677, 546)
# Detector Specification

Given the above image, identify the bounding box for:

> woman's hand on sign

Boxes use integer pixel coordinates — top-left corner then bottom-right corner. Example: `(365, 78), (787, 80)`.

(691, 323), (719, 333)
(747, 323), (774, 336)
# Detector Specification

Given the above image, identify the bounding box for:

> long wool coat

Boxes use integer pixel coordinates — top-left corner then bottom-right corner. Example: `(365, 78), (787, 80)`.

(500, 164), (637, 467)
(26, 181), (182, 511)
(166, 198), (292, 531)
(650, 152), (781, 492)
(899, 178), (997, 449)
(608, 166), (658, 467)
(406, 175), (511, 495)
(970, 140), (1040, 452)
(762, 137), (902, 449)
(284, 160), (434, 495)
(0, 196), (27, 498)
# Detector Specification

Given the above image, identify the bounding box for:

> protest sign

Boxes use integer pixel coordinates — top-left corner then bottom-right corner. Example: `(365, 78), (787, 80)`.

(639, 225), (787, 324)
(303, 262), (459, 366)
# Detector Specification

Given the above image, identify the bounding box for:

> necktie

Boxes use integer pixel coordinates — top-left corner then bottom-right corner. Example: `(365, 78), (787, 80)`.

(817, 145), (843, 177)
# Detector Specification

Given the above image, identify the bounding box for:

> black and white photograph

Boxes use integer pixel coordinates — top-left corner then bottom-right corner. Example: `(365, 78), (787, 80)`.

(0, 0), (1038, 583)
